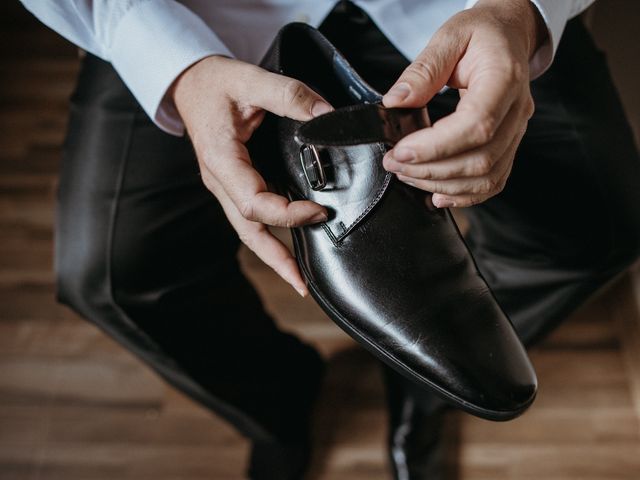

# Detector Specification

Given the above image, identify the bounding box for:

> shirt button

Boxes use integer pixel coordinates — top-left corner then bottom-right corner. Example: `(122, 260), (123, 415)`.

(295, 13), (310, 23)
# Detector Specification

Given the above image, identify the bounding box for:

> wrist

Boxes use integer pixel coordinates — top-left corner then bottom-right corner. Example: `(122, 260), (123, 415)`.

(473, 0), (548, 59)
(171, 54), (231, 105)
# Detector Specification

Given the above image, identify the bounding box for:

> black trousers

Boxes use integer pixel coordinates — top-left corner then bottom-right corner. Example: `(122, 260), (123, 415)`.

(55, 4), (640, 445)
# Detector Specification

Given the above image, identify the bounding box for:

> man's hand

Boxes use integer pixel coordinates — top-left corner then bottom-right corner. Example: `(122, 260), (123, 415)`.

(172, 56), (333, 296)
(382, 0), (547, 208)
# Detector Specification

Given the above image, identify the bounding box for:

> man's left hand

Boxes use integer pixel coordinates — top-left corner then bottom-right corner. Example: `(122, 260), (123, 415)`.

(382, 0), (547, 208)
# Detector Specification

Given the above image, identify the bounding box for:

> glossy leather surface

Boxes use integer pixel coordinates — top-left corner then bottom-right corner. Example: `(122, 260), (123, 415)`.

(296, 103), (431, 147)
(251, 23), (537, 420)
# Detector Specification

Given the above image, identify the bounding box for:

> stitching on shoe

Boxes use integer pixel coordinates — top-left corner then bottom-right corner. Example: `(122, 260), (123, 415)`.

(327, 143), (392, 245)
(322, 223), (339, 245)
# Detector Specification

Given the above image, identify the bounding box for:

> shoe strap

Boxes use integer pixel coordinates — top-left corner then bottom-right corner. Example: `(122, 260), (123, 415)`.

(295, 103), (430, 148)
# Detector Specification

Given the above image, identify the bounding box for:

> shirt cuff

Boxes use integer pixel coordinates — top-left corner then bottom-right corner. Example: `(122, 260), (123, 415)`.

(109, 0), (234, 136)
(464, 0), (572, 79)
(526, 0), (573, 78)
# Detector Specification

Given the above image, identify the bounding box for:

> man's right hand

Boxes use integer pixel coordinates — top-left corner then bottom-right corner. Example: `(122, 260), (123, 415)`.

(172, 55), (333, 297)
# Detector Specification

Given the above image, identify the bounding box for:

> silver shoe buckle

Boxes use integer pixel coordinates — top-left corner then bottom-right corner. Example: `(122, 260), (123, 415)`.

(299, 144), (326, 191)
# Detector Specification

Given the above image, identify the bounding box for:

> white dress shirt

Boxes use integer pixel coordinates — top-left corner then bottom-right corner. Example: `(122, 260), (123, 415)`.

(21, 0), (595, 136)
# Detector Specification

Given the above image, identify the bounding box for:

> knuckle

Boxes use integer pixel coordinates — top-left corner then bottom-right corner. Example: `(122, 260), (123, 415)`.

(200, 174), (215, 192)
(432, 180), (453, 194)
(238, 231), (254, 249)
(406, 59), (437, 85)
(435, 167), (456, 179)
(505, 61), (526, 84)
(199, 169), (218, 193)
(472, 153), (493, 176)
(485, 176), (500, 193)
(524, 94), (535, 119)
(284, 217), (297, 229)
(473, 177), (496, 195)
(282, 79), (307, 111)
(428, 180), (443, 193)
(418, 166), (432, 179)
(473, 114), (497, 144)
(470, 182), (484, 195)
(239, 199), (258, 221)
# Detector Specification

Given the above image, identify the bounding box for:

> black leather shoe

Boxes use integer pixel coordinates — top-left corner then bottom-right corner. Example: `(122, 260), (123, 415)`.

(385, 369), (452, 480)
(250, 23), (537, 421)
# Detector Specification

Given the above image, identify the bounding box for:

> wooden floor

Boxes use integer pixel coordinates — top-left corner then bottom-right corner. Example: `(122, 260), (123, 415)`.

(2, 4), (640, 480)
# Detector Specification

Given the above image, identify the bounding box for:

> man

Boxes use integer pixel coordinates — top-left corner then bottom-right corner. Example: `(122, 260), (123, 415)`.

(19, 0), (640, 479)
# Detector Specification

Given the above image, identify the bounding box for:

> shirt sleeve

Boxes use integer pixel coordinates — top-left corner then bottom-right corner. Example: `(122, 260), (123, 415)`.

(20, 0), (234, 136)
(465, 0), (597, 78)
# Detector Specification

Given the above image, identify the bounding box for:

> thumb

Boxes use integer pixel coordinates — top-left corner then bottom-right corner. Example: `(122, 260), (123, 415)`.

(248, 69), (334, 121)
(383, 29), (467, 108)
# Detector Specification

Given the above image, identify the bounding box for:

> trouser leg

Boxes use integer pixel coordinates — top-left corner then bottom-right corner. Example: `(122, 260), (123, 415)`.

(55, 54), (324, 445)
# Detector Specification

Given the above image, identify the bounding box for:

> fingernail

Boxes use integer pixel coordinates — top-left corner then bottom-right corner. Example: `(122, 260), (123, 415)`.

(383, 82), (411, 104)
(392, 147), (415, 162)
(296, 286), (308, 298)
(311, 101), (332, 117)
(311, 211), (328, 223)
(433, 197), (455, 208)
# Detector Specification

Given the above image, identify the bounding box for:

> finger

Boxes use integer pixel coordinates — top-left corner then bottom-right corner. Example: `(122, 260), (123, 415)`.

(237, 66), (333, 121)
(383, 26), (469, 108)
(431, 161), (514, 208)
(205, 141), (328, 227)
(385, 151), (493, 180)
(432, 192), (493, 209)
(389, 78), (526, 165)
(396, 173), (498, 197)
(242, 224), (309, 297)
(395, 129), (522, 198)
(209, 176), (309, 296)
(383, 101), (524, 179)
(430, 143), (517, 208)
